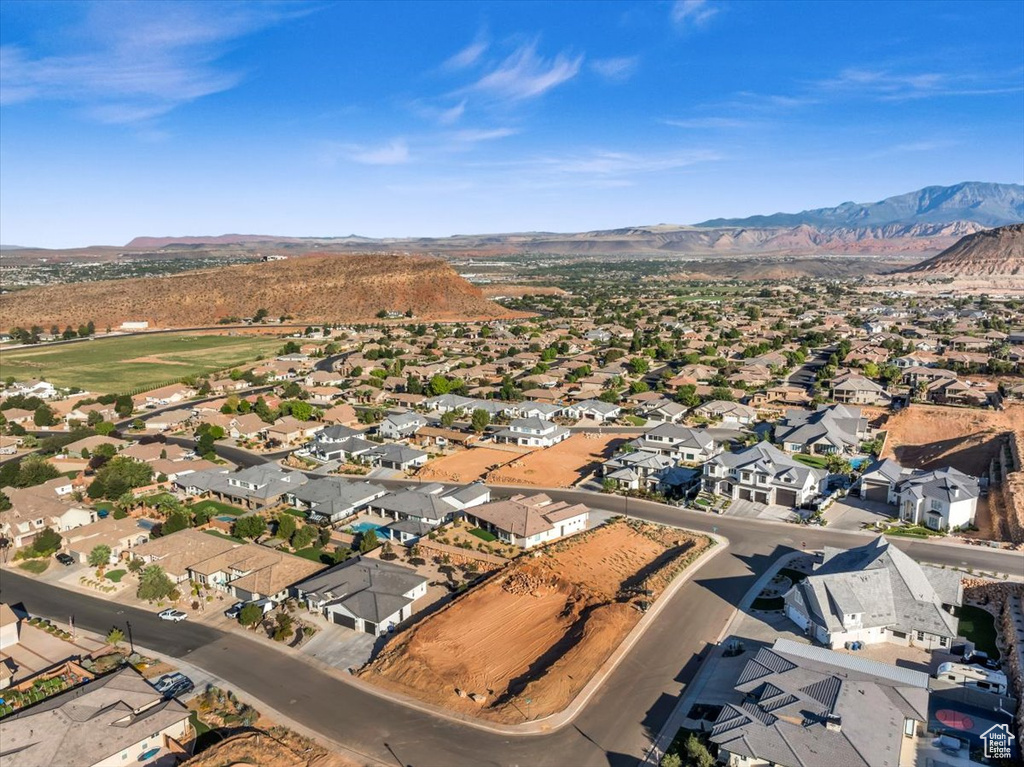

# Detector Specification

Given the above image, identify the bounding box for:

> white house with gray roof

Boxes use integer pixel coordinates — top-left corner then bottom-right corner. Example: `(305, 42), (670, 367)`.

(703, 442), (825, 508)
(710, 638), (929, 767)
(291, 556), (427, 636)
(784, 536), (963, 651)
(774, 404), (868, 456)
(308, 424), (376, 462)
(494, 417), (571, 448)
(287, 478), (388, 524)
(377, 411), (427, 441)
(856, 460), (981, 531)
(631, 423), (719, 464)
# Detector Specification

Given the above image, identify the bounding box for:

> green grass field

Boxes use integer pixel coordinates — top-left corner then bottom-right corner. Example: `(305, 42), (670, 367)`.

(0, 333), (284, 394)
(958, 605), (1000, 659)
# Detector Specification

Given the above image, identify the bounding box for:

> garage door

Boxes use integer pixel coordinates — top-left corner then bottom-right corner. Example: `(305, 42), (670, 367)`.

(863, 483), (889, 503)
(363, 621), (377, 635)
(739, 488), (752, 501)
(776, 489), (798, 507)
(331, 612), (356, 630)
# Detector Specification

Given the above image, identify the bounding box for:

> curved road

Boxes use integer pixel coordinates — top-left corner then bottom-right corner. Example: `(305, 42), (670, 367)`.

(1, 489), (1018, 767)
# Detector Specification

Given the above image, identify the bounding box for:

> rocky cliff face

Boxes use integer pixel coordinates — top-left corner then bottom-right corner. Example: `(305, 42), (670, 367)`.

(0, 254), (507, 329)
(901, 223), (1024, 276)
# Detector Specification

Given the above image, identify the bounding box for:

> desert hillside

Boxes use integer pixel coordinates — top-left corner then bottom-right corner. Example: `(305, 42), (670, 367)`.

(0, 253), (508, 328)
(902, 223), (1024, 276)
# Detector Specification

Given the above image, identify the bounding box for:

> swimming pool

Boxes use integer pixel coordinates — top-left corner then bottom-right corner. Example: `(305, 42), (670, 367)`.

(348, 521), (384, 535)
(849, 457), (871, 470)
(214, 515), (235, 523)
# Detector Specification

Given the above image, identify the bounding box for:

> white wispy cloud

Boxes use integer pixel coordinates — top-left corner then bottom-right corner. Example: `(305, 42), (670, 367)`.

(590, 56), (639, 83)
(813, 67), (1024, 101)
(0, 2), (309, 123)
(671, 0), (719, 28)
(463, 41), (583, 101)
(449, 127), (518, 143)
(866, 139), (959, 158)
(346, 139), (412, 165)
(444, 36), (489, 71)
(664, 116), (757, 129)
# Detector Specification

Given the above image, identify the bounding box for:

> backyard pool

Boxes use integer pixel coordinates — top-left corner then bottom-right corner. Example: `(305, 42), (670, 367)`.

(214, 515), (235, 523)
(347, 521), (384, 535)
(137, 519), (155, 530)
(849, 457), (871, 470)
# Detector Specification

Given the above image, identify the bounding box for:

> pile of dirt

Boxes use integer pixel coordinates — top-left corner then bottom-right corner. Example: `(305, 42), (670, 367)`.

(879, 404), (1024, 476)
(360, 520), (710, 722)
(183, 729), (359, 767)
(0, 253), (509, 329)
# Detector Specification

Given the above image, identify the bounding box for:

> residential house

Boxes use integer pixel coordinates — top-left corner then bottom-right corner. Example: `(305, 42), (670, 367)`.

(601, 449), (674, 491)
(136, 383), (196, 408)
(693, 400), (757, 425)
(511, 401), (564, 420)
(64, 516), (150, 565)
(563, 399), (621, 423)
(287, 479), (388, 525)
(266, 416), (320, 445)
(0, 486), (95, 550)
(308, 425), (376, 462)
(632, 423), (719, 464)
(0, 666), (192, 767)
(292, 556), (428, 636)
(365, 443), (429, 471)
(895, 467), (981, 531)
(774, 404), (868, 456)
(377, 411), (426, 441)
(459, 493), (590, 549)
(710, 639), (929, 767)
(186, 543), (322, 603)
(183, 465), (307, 509)
(494, 417), (571, 448)
(367, 483), (489, 542)
(703, 442), (825, 508)
(831, 374), (892, 406)
(229, 413), (269, 440)
(784, 536), (962, 651)
(638, 399), (689, 424)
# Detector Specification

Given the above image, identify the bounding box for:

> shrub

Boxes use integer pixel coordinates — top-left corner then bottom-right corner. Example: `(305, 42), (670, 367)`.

(136, 565), (175, 601)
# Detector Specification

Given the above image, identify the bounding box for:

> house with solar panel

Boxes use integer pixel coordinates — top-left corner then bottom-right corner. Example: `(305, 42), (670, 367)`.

(710, 638), (929, 767)
(784, 537), (963, 651)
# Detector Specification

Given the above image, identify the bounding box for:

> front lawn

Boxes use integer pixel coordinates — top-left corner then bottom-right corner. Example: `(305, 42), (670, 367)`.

(959, 605), (1000, 659)
(885, 525), (944, 539)
(105, 569), (126, 583)
(18, 560), (50, 574)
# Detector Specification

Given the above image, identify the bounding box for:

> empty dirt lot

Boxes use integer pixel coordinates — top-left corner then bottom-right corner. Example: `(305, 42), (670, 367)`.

(418, 446), (525, 483)
(487, 432), (639, 488)
(360, 519), (710, 723)
(878, 404), (1023, 476)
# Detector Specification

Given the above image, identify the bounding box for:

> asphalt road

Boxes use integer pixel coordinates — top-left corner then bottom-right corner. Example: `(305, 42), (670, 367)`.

(2, 491), (1019, 767)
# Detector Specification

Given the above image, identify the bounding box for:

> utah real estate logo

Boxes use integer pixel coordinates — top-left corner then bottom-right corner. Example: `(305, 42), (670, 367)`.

(981, 723), (1015, 760)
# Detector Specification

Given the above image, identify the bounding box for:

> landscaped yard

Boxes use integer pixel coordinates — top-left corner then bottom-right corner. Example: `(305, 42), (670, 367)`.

(884, 524), (944, 539)
(105, 569), (126, 582)
(192, 499), (247, 517)
(793, 453), (829, 469)
(17, 559), (50, 574)
(468, 527), (496, 542)
(0, 332), (283, 393)
(204, 529), (245, 544)
(958, 605), (1000, 659)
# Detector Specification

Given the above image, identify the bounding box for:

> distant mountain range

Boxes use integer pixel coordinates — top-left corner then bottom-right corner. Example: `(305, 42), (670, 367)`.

(696, 181), (1024, 229)
(901, 223), (1024, 277)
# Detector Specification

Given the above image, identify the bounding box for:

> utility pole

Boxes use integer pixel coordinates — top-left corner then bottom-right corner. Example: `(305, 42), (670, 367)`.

(125, 621), (135, 654)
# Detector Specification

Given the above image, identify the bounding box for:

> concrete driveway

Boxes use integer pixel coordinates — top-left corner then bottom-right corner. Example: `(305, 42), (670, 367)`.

(824, 496), (895, 531)
(299, 619), (375, 671)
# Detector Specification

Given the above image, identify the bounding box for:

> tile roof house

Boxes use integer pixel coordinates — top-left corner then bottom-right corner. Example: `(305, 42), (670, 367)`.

(0, 666), (192, 767)
(710, 639), (929, 767)
(784, 536), (962, 651)
(703, 442), (825, 508)
(1, 486), (96, 550)
(460, 493), (590, 549)
(292, 555), (427, 636)
(693, 400), (757, 425)
(774, 404), (868, 456)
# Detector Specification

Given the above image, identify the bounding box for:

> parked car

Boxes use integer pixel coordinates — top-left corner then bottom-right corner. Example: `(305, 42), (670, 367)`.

(158, 609), (187, 622)
(223, 601), (245, 619)
(163, 677), (194, 699)
(55, 553), (75, 566)
(153, 672), (188, 694)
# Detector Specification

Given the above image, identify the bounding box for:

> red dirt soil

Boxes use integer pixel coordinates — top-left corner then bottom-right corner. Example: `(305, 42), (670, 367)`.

(360, 520), (709, 723)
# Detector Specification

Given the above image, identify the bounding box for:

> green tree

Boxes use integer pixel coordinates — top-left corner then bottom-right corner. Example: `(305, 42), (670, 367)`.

(290, 524), (316, 550)
(470, 408), (490, 433)
(106, 627), (125, 648)
(13, 456), (60, 488)
(32, 527), (62, 556)
(0, 491), (10, 511)
(33, 404), (56, 427)
(358, 529), (379, 553)
(289, 401), (314, 421)
(628, 357), (650, 376)
(428, 374), (451, 396)
(94, 456), (153, 499)
(114, 395), (134, 418)
(95, 421), (116, 436)
(238, 603), (263, 629)
(684, 734), (714, 767)
(276, 513), (297, 540)
(824, 453), (852, 476)
(272, 612), (294, 642)
(137, 565), (175, 601)
(233, 515), (267, 540)
(440, 410), (458, 428)
(88, 544), (112, 567)
(162, 511), (191, 535)
(659, 752), (682, 767)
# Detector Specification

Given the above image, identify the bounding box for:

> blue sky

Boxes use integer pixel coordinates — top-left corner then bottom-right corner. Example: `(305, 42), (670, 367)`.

(1, 0), (1022, 248)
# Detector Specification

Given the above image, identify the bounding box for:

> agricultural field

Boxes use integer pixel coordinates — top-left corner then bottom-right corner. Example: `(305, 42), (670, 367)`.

(361, 519), (711, 723)
(0, 333), (284, 394)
